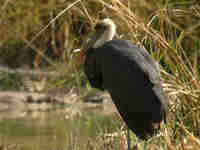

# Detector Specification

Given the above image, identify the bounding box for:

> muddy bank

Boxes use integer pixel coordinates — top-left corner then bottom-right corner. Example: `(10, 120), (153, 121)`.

(0, 91), (117, 120)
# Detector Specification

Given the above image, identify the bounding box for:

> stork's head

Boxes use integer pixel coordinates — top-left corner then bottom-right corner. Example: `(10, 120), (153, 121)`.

(75, 18), (116, 64)
(84, 18), (116, 50)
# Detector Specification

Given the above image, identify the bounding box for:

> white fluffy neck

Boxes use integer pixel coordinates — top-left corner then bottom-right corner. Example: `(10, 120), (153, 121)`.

(93, 19), (116, 48)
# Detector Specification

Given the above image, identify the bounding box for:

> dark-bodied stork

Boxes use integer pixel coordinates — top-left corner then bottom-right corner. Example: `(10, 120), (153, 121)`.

(82, 18), (169, 148)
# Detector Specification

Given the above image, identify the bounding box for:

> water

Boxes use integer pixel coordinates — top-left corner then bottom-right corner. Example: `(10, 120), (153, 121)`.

(0, 107), (120, 150)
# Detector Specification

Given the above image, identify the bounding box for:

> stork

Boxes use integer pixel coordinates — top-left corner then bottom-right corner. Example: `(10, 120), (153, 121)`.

(82, 18), (169, 149)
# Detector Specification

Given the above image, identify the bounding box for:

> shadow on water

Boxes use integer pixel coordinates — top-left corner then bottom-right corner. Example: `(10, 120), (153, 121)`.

(0, 106), (120, 150)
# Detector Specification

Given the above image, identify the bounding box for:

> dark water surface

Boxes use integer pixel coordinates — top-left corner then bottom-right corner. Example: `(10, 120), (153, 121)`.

(0, 108), (119, 150)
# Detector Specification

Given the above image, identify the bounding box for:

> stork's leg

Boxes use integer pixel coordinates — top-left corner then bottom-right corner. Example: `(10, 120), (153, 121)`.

(127, 128), (131, 150)
(132, 137), (139, 150)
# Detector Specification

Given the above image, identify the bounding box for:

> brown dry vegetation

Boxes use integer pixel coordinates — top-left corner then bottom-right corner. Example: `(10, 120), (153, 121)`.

(0, 0), (200, 149)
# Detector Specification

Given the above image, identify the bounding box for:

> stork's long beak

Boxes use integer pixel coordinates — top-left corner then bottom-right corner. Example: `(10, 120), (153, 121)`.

(74, 18), (116, 65)
(75, 29), (105, 65)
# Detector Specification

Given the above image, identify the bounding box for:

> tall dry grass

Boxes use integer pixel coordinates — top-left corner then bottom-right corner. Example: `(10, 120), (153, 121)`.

(1, 0), (200, 149)
(64, 0), (200, 149)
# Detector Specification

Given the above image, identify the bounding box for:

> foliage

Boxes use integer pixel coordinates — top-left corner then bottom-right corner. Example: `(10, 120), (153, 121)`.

(1, 0), (200, 149)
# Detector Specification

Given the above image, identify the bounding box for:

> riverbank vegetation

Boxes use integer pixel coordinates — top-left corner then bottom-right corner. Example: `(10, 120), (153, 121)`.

(0, 0), (200, 149)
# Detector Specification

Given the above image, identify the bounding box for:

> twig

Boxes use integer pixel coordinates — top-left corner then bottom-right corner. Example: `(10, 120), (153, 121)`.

(28, 0), (82, 46)
(0, 65), (63, 77)
(1, 0), (11, 10)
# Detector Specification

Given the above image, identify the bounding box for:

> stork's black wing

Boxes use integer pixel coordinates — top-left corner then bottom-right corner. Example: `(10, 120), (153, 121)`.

(104, 40), (168, 110)
(98, 39), (161, 85)
(94, 40), (169, 138)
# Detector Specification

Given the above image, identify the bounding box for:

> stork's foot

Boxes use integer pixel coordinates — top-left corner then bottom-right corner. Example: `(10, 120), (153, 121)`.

(132, 143), (144, 150)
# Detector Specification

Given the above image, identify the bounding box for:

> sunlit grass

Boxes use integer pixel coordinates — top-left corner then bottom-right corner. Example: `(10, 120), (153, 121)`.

(1, 0), (200, 149)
